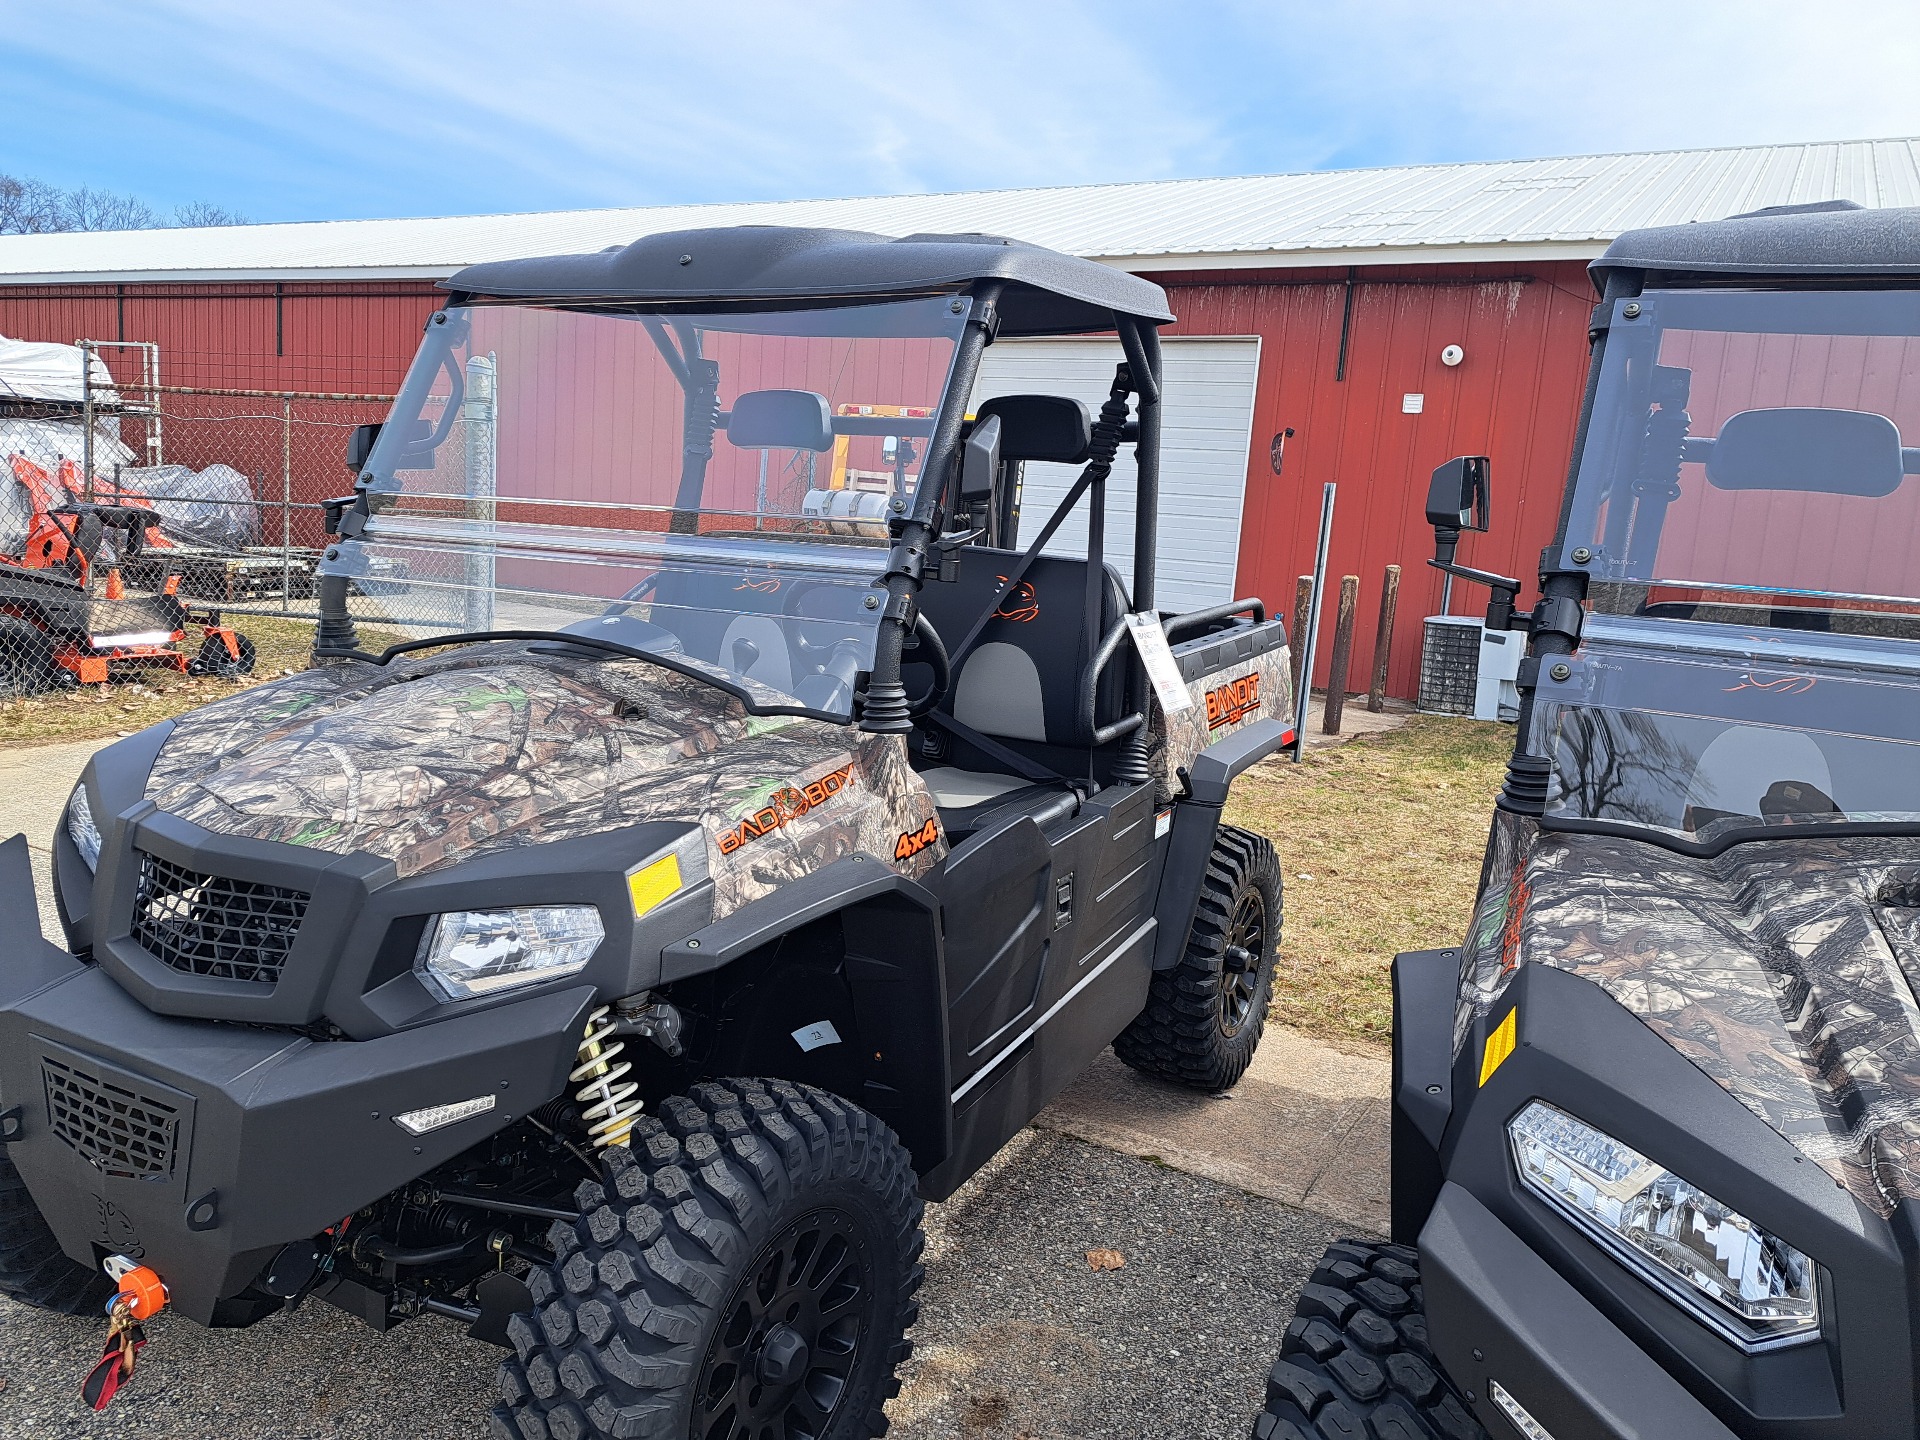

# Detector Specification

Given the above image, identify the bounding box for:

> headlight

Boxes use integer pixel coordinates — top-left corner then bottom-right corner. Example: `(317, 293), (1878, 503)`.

(66, 786), (102, 871)
(414, 905), (603, 1002)
(1509, 1101), (1818, 1349)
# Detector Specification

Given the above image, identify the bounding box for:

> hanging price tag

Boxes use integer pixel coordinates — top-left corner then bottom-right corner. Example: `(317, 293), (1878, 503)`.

(1124, 612), (1192, 714)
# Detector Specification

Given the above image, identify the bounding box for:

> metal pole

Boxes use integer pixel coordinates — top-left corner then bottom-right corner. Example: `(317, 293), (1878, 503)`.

(281, 397), (293, 613)
(756, 451), (768, 530)
(463, 353), (498, 631)
(1292, 482), (1336, 761)
(80, 339), (95, 502)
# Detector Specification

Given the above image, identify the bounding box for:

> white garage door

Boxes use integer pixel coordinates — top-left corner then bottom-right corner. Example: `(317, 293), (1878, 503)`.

(969, 336), (1261, 614)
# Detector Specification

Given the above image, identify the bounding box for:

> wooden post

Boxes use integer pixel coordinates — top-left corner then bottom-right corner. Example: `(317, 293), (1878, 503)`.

(1367, 564), (1401, 713)
(1289, 575), (1312, 701)
(1321, 575), (1359, 735)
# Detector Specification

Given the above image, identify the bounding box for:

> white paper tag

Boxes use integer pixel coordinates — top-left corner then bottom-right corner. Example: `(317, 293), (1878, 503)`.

(791, 1021), (842, 1053)
(1125, 612), (1193, 714)
(1154, 808), (1173, 838)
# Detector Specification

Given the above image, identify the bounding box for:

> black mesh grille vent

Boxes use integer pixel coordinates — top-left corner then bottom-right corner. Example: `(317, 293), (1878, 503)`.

(42, 1055), (178, 1179)
(131, 850), (309, 985)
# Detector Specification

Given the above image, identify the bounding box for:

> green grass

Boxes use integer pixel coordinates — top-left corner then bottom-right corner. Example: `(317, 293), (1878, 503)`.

(1224, 716), (1510, 1052)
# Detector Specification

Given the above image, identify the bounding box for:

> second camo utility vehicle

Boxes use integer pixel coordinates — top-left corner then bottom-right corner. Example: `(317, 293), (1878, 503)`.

(0, 226), (1295, 1439)
(1255, 201), (1920, 1440)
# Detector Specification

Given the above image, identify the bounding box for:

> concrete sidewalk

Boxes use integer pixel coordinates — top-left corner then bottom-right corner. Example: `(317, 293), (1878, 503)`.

(0, 733), (1393, 1233)
(0, 735), (114, 944)
(1037, 1027), (1390, 1234)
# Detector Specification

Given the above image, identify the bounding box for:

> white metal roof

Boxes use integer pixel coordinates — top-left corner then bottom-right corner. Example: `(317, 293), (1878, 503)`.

(2, 137), (1917, 285)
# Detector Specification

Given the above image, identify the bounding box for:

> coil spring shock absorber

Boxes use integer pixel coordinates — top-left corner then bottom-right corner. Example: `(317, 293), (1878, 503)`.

(570, 1005), (642, 1148)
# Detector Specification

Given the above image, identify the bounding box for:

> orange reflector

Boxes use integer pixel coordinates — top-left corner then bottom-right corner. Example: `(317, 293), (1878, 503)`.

(1479, 1007), (1518, 1087)
(114, 1264), (167, 1322)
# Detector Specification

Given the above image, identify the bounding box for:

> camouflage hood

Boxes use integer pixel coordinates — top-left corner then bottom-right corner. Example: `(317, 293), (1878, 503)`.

(1460, 815), (1920, 1217)
(143, 642), (944, 908)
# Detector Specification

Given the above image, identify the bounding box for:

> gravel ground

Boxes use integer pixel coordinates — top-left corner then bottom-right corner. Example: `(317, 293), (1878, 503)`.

(0, 1130), (1343, 1439)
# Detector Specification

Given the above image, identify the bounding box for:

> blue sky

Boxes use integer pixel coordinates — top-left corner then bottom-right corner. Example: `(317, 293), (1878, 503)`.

(5, 0), (1918, 225)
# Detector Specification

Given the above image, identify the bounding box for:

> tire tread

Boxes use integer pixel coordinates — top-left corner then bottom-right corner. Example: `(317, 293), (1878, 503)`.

(1249, 1240), (1488, 1440)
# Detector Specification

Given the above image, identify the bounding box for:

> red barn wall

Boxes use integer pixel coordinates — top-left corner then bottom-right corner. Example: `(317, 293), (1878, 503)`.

(1163, 260), (1597, 699)
(0, 261), (1603, 697)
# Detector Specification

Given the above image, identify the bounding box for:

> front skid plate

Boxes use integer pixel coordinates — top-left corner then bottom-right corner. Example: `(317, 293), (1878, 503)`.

(0, 943), (591, 1324)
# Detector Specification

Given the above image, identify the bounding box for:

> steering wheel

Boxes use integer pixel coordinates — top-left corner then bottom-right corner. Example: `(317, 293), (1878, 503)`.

(904, 612), (950, 719)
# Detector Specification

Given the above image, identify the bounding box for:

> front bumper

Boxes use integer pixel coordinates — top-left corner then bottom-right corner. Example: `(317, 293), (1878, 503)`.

(0, 834), (592, 1325)
(1422, 1181), (1740, 1440)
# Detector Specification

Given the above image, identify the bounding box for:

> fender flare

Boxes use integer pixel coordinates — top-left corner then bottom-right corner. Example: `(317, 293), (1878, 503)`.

(660, 854), (953, 1175)
(1151, 717), (1290, 969)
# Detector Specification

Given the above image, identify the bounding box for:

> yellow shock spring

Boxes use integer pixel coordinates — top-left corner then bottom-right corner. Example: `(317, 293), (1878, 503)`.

(569, 1005), (642, 1148)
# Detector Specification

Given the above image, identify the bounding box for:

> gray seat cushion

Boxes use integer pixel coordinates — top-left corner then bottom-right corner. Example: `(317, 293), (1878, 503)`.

(918, 767), (1031, 809)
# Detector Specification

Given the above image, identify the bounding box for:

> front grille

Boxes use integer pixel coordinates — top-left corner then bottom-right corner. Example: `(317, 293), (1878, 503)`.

(43, 1055), (178, 1179)
(131, 850), (310, 985)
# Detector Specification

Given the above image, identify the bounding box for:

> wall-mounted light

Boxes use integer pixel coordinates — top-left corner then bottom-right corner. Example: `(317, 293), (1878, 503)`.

(1440, 344), (1465, 367)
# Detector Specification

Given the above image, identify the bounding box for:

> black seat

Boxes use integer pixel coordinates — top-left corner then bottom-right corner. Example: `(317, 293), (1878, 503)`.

(912, 546), (1131, 821)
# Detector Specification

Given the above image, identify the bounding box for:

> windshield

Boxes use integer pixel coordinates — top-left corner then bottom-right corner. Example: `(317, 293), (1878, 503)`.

(317, 296), (967, 718)
(1537, 615), (1920, 849)
(1563, 287), (1920, 643)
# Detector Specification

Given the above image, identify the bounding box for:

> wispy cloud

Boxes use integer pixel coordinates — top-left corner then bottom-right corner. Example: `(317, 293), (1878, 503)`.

(2, 0), (1915, 223)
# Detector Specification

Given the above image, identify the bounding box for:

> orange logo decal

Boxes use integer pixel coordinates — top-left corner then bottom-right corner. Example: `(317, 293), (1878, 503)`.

(1723, 673), (1815, 695)
(1205, 673), (1262, 730)
(993, 577), (1039, 623)
(735, 575), (783, 594)
(893, 817), (941, 862)
(717, 764), (854, 855)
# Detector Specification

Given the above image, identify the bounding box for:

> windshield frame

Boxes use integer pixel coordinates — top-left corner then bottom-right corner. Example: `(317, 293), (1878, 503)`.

(323, 294), (978, 724)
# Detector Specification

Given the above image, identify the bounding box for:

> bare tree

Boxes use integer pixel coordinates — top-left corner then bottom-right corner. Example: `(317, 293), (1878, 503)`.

(0, 174), (68, 235)
(171, 200), (250, 228)
(0, 173), (247, 235)
(60, 186), (160, 232)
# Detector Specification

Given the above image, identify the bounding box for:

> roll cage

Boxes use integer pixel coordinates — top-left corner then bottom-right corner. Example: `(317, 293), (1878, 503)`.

(316, 227), (1211, 784)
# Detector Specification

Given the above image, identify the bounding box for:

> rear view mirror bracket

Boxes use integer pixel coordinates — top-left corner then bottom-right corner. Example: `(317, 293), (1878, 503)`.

(1423, 455), (1527, 632)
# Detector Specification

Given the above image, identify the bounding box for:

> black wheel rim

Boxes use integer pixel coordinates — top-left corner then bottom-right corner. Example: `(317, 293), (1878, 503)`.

(695, 1207), (871, 1440)
(1219, 887), (1268, 1037)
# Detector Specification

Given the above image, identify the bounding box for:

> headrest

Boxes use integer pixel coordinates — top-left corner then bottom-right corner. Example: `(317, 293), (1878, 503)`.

(726, 389), (833, 452)
(975, 394), (1092, 464)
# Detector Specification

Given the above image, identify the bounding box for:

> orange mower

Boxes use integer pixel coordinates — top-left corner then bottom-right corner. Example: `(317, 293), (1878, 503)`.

(0, 454), (253, 696)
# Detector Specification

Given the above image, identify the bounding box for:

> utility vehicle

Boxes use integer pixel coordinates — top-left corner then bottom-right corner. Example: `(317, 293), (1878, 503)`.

(0, 226), (1295, 1439)
(1254, 200), (1920, 1440)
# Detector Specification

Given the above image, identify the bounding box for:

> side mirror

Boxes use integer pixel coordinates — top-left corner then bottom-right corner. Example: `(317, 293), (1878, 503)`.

(345, 423), (383, 475)
(1426, 455), (1490, 535)
(959, 412), (1002, 506)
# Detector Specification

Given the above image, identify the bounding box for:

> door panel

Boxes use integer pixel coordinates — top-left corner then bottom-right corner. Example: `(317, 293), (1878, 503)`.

(936, 813), (1053, 1086)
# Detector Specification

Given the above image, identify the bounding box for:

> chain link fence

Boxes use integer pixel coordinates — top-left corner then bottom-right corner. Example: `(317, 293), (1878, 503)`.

(0, 343), (392, 736)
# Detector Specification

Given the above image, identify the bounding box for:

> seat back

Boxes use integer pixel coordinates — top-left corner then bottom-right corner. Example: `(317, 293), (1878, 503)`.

(915, 546), (1131, 748)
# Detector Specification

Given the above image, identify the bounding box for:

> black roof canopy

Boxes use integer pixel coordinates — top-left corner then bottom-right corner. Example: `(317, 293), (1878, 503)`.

(443, 225), (1174, 336)
(1592, 201), (1920, 292)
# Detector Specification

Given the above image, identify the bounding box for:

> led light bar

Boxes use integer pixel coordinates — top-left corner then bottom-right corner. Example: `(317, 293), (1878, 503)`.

(89, 630), (176, 649)
(392, 1095), (497, 1136)
(1489, 1381), (1557, 1440)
